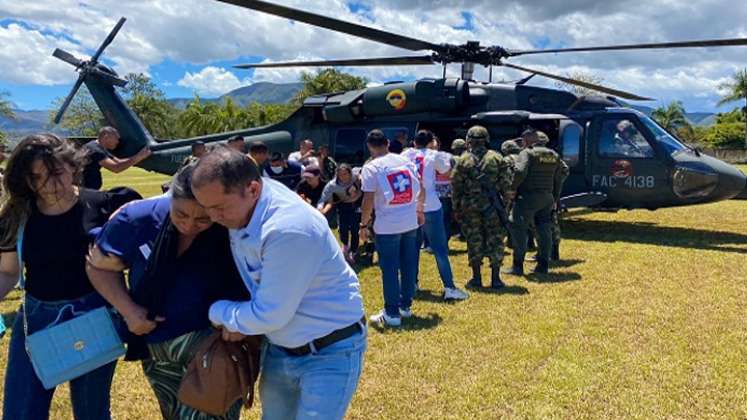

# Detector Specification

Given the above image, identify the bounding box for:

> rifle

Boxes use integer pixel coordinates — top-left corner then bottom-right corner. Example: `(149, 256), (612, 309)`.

(476, 172), (509, 227)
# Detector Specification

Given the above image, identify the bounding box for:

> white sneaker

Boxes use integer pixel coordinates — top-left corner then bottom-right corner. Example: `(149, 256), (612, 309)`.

(399, 307), (413, 318)
(444, 287), (469, 301)
(369, 310), (402, 327)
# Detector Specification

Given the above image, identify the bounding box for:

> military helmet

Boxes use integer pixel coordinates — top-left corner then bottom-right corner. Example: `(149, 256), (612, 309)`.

(451, 138), (467, 153)
(466, 125), (490, 145)
(501, 139), (521, 155)
(536, 130), (550, 145)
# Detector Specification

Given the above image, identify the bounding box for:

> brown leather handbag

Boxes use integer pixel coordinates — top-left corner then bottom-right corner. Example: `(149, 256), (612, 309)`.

(177, 330), (263, 416)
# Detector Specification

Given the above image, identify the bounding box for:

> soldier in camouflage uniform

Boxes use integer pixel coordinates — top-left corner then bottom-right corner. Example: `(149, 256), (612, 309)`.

(452, 126), (513, 289)
(505, 129), (565, 275)
(500, 139), (522, 249)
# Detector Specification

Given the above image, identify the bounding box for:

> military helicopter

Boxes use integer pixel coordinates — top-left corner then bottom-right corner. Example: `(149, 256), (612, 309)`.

(50, 0), (747, 210)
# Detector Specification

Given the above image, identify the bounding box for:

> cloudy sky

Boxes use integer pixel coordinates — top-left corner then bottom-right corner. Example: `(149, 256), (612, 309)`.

(1, 0), (746, 111)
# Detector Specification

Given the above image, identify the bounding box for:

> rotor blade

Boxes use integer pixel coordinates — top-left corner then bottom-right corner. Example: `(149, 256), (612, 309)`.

(89, 67), (128, 86)
(54, 75), (85, 124)
(502, 62), (653, 101)
(91, 17), (126, 62)
(216, 0), (442, 52)
(53, 48), (84, 67)
(508, 37), (747, 56)
(234, 55), (435, 69)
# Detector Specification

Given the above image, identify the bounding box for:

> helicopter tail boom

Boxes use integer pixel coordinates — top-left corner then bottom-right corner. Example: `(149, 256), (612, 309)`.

(52, 17), (156, 160)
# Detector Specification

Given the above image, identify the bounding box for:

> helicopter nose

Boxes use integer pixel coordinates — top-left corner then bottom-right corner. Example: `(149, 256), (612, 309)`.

(711, 162), (746, 201)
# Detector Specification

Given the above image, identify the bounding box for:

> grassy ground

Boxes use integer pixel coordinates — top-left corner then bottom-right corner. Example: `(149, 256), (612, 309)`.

(1, 166), (746, 419)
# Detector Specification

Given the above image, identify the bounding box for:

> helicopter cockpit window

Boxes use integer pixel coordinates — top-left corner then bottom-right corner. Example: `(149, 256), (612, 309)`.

(639, 115), (688, 156)
(598, 118), (655, 158)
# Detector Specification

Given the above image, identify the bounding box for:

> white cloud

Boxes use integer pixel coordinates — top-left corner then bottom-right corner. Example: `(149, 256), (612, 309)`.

(177, 66), (244, 96)
(1, 0), (746, 110)
(0, 23), (86, 85)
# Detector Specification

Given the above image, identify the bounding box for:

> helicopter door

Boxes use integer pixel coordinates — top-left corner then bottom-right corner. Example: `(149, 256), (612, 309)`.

(588, 115), (668, 208)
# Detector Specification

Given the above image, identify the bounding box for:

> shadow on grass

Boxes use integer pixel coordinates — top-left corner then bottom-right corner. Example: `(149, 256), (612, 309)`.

(563, 219), (747, 254)
(466, 284), (530, 295)
(525, 272), (582, 283)
(370, 313), (443, 333)
(413, 289), (444, 303)
(551, 259), (585, 268)
(447, 248), (468, 256)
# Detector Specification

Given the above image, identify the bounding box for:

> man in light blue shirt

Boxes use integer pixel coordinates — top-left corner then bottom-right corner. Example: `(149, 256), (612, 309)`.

(191, 146), (366, 420)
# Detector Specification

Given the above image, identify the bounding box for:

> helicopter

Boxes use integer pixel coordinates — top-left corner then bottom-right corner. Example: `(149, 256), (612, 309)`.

(49, 0), (747, 210)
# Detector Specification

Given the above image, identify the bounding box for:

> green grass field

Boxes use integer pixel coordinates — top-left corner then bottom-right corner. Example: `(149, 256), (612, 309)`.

(1, 166), (746, 419)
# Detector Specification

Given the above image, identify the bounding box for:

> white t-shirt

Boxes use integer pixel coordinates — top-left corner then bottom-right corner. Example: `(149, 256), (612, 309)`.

(361, 153), (421, 235)
(401, 147), (451, 212)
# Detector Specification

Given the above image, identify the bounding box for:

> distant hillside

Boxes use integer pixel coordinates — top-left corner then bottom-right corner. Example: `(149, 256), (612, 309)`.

(0, 109), (67, 145)
(627, 104), (715, 127)
(168, 81), (303, 108)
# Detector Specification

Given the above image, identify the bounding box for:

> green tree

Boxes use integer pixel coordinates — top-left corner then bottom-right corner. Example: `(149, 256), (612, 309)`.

(703, 121), (745, 148)
(675, 124), (709, 146)
(651, 101), (690, 133)
(0, 91), (15, 147)
(245, 102), (295, 127)
(49, 87), (104, 136)
(178, 96), (222, 137)
(292, 68), (367, 106)
(122, 73), (181, 139)
(717, 68), (747, 148)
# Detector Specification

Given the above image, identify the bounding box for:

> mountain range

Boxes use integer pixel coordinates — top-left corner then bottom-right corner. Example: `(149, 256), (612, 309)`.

(167, 81), (304, 108)
(1, 81), (718, 143)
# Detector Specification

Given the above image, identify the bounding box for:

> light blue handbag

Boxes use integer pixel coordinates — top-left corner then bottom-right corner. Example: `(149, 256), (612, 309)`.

(17, 224), (126, 390)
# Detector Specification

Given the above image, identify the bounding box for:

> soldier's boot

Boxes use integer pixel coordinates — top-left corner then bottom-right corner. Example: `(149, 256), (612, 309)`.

(533, 258), (550, 274)
(551, 242), (560, 261)
(490, 266), (505, 289)
(502, 258), (524, 276)
(465, 263), (483, 289)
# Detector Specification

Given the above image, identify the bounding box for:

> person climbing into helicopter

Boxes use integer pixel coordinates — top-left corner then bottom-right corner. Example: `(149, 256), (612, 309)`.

(81, 126), (151, 190)
(288, 139), (320, 168)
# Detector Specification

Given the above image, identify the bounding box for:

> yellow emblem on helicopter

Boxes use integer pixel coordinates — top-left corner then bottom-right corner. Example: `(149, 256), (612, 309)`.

(386, 89), (407, 111)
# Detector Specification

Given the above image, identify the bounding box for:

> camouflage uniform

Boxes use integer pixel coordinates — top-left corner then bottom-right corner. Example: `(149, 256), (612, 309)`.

(527, 133), (569, 259)
(506, 130), (565, 275)
(500, 139), (522, 249)
(452, 126), (512, 288)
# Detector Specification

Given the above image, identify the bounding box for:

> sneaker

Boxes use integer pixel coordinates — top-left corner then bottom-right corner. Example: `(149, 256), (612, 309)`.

(443, 287), (469, 301)
(369, 310), (402, 327)
(423, 247), (434, 254)
(399, 307), (413, 318)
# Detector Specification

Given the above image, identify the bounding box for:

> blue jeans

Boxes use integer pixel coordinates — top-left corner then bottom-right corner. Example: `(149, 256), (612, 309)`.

(375, 229), (419, 317)
(416, 208), (455, 289)
(259, 328), (367, 420)
(3, 293), (117, 420)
